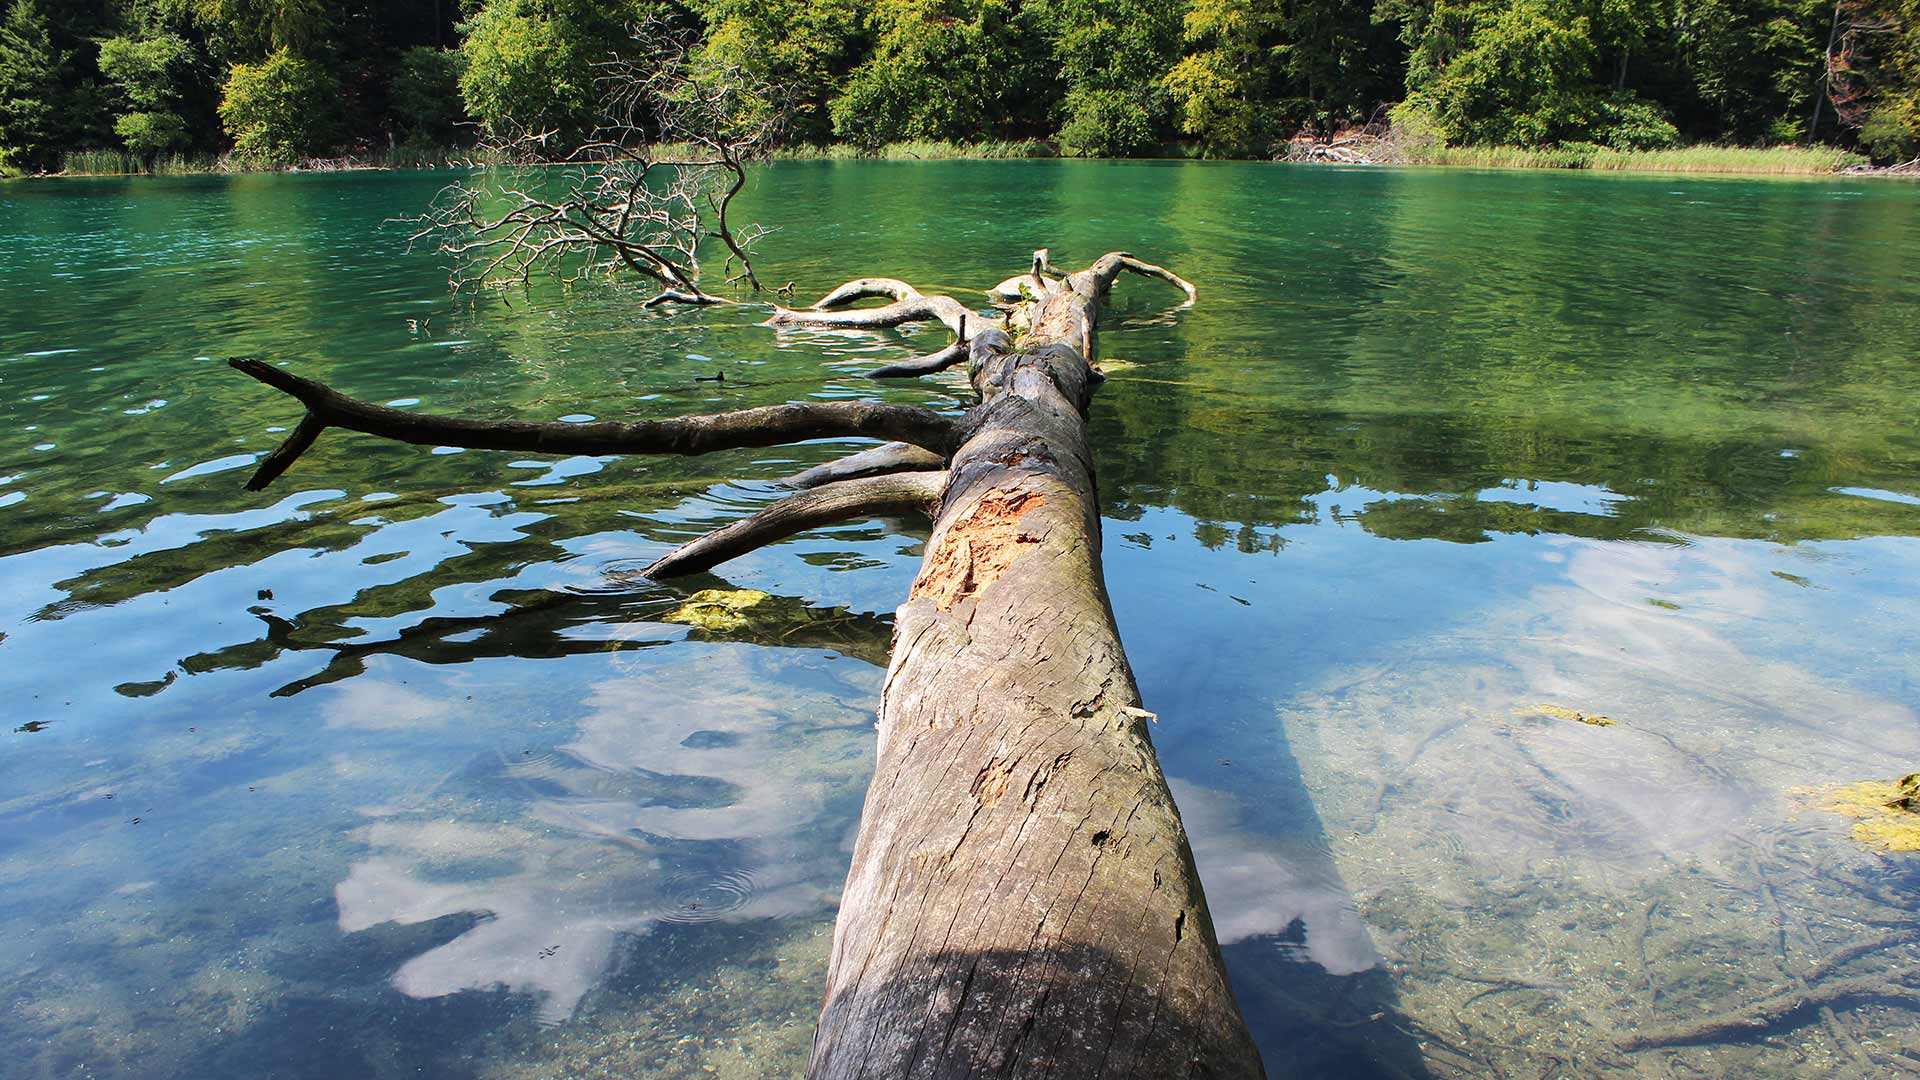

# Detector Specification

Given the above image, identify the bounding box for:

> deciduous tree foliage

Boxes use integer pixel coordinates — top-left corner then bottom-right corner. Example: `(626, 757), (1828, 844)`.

(3, 0), (1918, 171)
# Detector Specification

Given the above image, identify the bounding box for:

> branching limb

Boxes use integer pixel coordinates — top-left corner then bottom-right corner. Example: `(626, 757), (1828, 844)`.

(869, 341), (967, 379)
(643, 470), (947, 578)
(644, 288), (729, 308)
(766, 277), (976, 334)
(869, 313), (971, 379)
(1078, 252), (1199, 304)
(229, 359), (960, 489)
(781, 443), (948, 488)
(811, 278), (924, 307)
(987, 248), (1067, 301)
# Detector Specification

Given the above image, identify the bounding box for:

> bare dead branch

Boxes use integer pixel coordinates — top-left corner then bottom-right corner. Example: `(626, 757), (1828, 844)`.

(869, 341), (968, 379)
(811, 278), (925, 307)
(866, 313), (971, 379)
(642, 471), (947, 578)
(781, 442), (948, 488)
(765, 277), (977, 334)
(1081, 252), (1200, 304)
(988, 248), (1067, 301)
(228, 359), (960, 489)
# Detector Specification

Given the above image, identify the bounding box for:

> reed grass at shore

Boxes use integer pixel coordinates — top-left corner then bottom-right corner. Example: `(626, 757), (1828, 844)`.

(1400, 143), (1871, 174)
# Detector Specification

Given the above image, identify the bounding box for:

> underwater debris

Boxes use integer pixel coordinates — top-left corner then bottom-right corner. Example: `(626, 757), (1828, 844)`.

(1801, 773), (1920, 852)
(1520, 704), (1617, 727)
(662, 589), (774, 633)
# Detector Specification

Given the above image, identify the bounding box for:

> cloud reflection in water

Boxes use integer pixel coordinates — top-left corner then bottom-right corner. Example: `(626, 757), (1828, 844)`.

(333, 643), (877, 1023)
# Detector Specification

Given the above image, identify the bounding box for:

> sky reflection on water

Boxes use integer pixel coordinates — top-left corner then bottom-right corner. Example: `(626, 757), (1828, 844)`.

(2, 162), (1919, 1079)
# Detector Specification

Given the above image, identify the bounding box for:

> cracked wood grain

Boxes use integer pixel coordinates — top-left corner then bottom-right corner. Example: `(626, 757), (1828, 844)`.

(811, 253), (1256, 1080)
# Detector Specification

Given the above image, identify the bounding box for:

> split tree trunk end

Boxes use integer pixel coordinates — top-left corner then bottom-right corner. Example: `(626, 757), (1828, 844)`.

(808, 256), (1261, 1079)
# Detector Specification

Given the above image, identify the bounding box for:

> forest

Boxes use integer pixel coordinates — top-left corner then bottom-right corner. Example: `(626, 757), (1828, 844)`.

(2, 0), (1918, 173)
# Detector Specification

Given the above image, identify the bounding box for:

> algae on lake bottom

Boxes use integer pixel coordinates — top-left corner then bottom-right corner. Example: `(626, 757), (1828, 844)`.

(664, 590), (775, 632)
(1802, 774), (1920, 852)
(1518, 703), (1617, 726)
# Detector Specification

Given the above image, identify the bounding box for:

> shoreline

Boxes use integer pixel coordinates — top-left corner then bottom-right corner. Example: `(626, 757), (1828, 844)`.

(8, 141), (1911, 182)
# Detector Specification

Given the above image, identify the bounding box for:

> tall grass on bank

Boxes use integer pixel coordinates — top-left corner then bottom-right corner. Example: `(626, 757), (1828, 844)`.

(1396, 142), (1869, 174)
(36, 139), (1056, 178)
(1585, 144), (1868, 174)
(57, 149), (224, 175)
(51, 143), (517, 177)
(1400, 144), (1595, 169)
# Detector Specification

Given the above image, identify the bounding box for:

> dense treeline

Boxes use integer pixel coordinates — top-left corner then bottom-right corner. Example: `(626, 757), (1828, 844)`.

(2, 0), (1918, 172)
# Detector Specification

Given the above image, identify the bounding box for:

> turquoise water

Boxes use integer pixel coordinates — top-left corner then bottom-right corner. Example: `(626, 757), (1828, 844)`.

(3, 161), (1920, 1078)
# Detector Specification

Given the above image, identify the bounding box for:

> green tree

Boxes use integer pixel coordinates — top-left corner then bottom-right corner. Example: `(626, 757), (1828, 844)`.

(0, 0), (62, 170)
(1383, 0), (1679, 147)
(389, 45), (467, 145)
(457, 0), (653, 142)
(1276, 0), (1405, 126)
(1673, 0), (1831, 143)
(830, 0), (1050, 146)
(219, 46), (338, 163)
(1033, 0), (1182, 156)
(1164, 0), (1284, 155)
(194, 0), (332, 57)
(696, 0), (866, 142)
(1835, 0), (1920, 159)
(98, 33), (191, 159)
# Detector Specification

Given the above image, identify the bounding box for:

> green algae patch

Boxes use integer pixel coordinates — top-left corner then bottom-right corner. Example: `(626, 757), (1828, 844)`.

(1799, 774), (1920, 852)
(664, 589), (774, 632)
(1520, 703), (1617, 727)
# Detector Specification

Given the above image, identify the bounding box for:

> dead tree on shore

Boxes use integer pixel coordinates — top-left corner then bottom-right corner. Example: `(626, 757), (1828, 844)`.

(227, 247), (1263, 1077)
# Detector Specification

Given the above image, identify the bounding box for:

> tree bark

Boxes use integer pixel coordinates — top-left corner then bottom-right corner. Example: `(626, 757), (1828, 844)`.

(784, 254), (1260, 1079)
(226, 251), (1261, 1079)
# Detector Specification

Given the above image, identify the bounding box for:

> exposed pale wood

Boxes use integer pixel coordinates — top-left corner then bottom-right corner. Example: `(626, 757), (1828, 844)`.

(809, 254), (1255, 1080)
(782, 443), (949, 489)
(766, 278), (977, 334)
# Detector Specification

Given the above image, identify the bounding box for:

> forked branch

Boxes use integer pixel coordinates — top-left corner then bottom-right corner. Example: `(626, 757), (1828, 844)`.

(766, 278), (977, 334)
(1081, 252), (1199, 304)
(228, 359), (959, 490)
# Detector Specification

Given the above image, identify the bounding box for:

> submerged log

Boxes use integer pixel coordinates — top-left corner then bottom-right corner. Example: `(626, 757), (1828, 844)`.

(227, 250), (1262, 1079)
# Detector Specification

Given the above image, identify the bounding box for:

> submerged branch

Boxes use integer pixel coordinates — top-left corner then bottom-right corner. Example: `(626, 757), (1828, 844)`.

(642, 470), (947, 578)
(781, 442), (948, 488)
(1619, 971), (1920, 1050)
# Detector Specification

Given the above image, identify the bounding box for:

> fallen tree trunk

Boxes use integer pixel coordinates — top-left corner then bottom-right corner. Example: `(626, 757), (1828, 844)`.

(229, 250), (1264, 1079)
